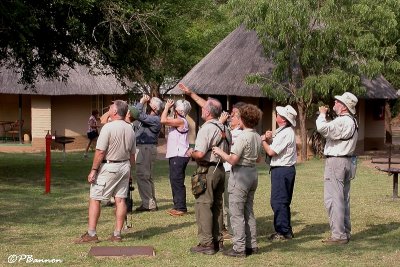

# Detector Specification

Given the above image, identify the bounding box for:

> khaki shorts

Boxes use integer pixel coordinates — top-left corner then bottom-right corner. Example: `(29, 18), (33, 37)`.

(90, 161), (130, 201)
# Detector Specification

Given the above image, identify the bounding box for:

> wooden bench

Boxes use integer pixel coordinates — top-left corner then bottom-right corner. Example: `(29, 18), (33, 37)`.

(372, 144), (399, 199)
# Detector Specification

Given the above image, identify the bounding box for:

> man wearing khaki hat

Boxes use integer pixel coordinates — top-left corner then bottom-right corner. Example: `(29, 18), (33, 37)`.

(262, 105), (297, 241)
(316, 92), (358, 245)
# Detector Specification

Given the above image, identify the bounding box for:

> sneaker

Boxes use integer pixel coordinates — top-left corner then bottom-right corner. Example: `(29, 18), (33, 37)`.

(190, 244), (216, 255)
(108, 234), (122, 242)
(135, 206), (158, 212)
(322, 237), (349, 245)
(268, 232), (293, 241)
(245, 247), (259, 256)
(223, 248), (246, 258)
(74, 232), (99, 244)
(167, 209), (187, 217)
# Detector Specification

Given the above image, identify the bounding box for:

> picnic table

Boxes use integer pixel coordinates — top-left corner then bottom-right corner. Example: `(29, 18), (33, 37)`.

(374, 166), (399, 199)
(372, 145), (400, 199)
(54, 136), (75, 159)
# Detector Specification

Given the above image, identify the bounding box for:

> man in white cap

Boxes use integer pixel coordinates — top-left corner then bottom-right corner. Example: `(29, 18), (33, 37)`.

(134, 95), (164, 212)
(316, 92), (358, 245)
(262, 105), (297, 241)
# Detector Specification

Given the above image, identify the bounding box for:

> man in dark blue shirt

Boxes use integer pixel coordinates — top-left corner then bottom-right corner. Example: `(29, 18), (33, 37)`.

(134, 95), (164, 212)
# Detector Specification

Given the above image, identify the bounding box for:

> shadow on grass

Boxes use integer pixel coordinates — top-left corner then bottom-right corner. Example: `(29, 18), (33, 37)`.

(125, 221), (196, 240)
(295, 223), (329, 238)
(352, 222), (400, 242)
(256, 211), (308, 238)
(260, 221), (400, 254)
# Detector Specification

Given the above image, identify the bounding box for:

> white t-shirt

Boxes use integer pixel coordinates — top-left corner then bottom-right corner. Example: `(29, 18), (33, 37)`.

(270, 126), (297, 167)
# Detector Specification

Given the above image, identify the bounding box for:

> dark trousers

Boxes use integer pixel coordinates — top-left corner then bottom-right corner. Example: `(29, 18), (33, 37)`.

(169, 156), (190, 212)
(270, 165), (296, 235)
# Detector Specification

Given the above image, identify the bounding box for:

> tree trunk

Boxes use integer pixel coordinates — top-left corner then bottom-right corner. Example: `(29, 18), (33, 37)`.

(296, 101), (308, 162)
(385, 100), (392, 144)
(149, 82), (160, 98)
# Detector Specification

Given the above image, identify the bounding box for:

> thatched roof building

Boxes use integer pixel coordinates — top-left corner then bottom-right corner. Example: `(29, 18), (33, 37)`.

(170, 25), (272, 97)
(171, 25), (398, 100)
(0, 64), (128, 153)
(0, 65), (126, 95)
(361, 75), (398, 99)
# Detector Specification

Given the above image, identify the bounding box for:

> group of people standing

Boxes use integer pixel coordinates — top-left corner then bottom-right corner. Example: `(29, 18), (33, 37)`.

(75, 84), (359, 257)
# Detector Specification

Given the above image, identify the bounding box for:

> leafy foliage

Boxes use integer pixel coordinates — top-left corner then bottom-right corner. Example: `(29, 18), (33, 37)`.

(226, 0), (400, 160)
(0, 0), (230, 94)
(0, 0), (95, 85)
(108, 0), (231, 96)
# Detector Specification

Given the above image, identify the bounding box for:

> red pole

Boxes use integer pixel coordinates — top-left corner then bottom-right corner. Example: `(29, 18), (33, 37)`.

(45, 130), (52, 194)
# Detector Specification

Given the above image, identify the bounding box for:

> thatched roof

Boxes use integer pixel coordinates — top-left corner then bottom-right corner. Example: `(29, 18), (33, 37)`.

(361, 75), (398, 99)
(170, 25), (272, 97)
(171, 25), (398, 100)
(0, 65), (127, 95)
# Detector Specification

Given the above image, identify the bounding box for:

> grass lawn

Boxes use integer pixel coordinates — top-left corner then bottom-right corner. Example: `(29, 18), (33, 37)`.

(0, 152), (399, 266)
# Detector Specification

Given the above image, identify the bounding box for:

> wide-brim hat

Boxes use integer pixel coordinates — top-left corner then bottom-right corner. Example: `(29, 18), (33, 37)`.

(334, 92), (358, 114)
(276, 105), (297, 127)
(128, 106), (140, 120)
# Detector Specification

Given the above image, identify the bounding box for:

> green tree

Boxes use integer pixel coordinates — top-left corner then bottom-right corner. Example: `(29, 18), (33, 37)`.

(226, 0), (400, 161)
(103, 0), (230, 97)
(0, 0), (230, 97)
(0, 0), (160, 86)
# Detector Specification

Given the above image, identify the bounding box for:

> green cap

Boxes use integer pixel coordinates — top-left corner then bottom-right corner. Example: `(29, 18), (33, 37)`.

(128, 106), (140, 120)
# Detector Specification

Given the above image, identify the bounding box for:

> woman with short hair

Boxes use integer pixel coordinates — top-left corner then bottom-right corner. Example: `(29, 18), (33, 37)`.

(213, 104), (263, 257)
(161, 99), (192, 216)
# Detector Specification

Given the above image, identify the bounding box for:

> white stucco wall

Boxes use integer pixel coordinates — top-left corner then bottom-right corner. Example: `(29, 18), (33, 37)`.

(31, 95), (52, 139)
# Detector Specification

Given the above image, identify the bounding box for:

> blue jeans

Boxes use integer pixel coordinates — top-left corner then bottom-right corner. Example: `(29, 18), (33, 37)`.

(270, 165), (296, 235)
(169, 157), (190, 212)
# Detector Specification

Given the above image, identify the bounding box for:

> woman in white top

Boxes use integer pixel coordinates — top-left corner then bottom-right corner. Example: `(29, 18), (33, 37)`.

(161, 99), (192, 217)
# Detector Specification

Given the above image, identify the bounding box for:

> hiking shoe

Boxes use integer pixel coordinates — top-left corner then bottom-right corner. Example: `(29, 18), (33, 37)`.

(167, 209), (187, 217)
(135, 206), (158, 212)
(223, 248), (246, 258)
(322, 237), (349, 245)
(268, 232), (293, 241)
(190, 244), (216, 255)
(74, 232), (99, 244)
(108, 234), (122, 242)
(245, 247), (259, 256)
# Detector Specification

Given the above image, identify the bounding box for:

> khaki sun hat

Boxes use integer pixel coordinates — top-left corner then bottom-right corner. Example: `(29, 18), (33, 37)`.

(334, 92), (358, 114)
(276, 105), (297, 127)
